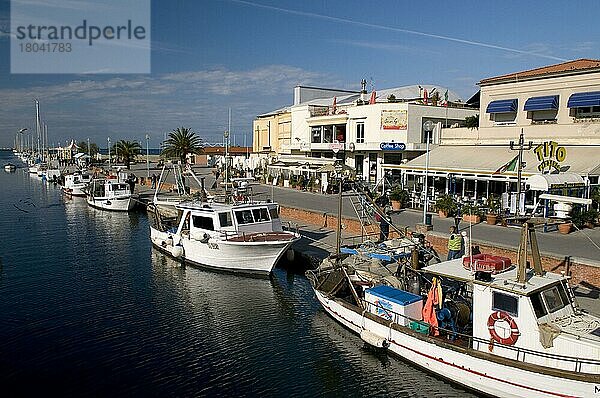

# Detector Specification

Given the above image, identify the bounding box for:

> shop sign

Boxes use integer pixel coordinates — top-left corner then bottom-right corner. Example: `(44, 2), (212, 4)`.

(533, 140), (567, 173)
(329, 142), (344, 153)
(380, 142), (406, 151)
(380, 110), (407, 130)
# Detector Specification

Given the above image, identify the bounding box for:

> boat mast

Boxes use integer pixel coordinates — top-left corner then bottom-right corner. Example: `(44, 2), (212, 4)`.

(35, 99), (41, 160)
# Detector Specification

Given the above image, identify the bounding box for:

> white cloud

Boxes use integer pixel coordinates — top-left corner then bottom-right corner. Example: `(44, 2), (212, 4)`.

(0, 65), (337, 145)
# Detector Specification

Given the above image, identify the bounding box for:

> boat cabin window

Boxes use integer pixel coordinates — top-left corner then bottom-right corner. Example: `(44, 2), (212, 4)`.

(218, 212), (233, 227)
(252, 208), (270, 222)
(235, 210), (254, 224)
(192, 215), (214, 231)
(530, 292), (548, 318)
(541, 283), (570, 313)
(269, 207), (279, 220)
(492, 292), (518, 316)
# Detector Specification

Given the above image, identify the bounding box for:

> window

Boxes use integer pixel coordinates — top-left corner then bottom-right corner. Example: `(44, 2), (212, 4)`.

(491, 112), (517, 124)
(528, 110), (557, 123)
(235, 210), (254, 224)
(542, 284), (569, 313)
(268, 207), (279, 219)
(492, 291), (518, 316)
(323, 125), (333, 143)
(252, 208), (270, 222)
(574, 105), (600, 118)
(218, 212), (233, 227)
(311, 126), (322, 143)
(192, 215), (214, 231)
(335, 124), (346, 142)
(530, 292), (548, 318)
(356, 122), (365, 143)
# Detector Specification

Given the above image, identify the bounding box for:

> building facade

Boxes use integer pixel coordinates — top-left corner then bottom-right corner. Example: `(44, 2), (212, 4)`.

(395, 59), (600, 211)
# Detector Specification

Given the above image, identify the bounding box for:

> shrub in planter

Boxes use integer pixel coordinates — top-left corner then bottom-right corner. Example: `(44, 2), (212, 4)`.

(462, 203), (483, 223)
(486, 194), (501, 225)
(435, 194), (457, 218)
(389, 186), (409, 210)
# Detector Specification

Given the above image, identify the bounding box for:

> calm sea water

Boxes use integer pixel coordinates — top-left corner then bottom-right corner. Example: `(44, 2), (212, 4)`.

(0, 150), (475, 397)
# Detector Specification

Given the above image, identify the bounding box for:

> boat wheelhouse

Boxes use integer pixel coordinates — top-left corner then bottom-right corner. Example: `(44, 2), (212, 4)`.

(86, 177), (136, 211)
(62, 172), (92, 197)
(150, 200), (300, 274)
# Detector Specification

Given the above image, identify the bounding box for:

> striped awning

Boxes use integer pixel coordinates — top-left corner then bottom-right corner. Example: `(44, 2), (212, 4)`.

(524, 95), (559, 111)
(486, 99), (518, 113)
(567, 91), (600, 108)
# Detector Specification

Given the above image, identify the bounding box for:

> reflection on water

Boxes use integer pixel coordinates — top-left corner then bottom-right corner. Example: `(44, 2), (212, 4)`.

(0, 151), (473, 397)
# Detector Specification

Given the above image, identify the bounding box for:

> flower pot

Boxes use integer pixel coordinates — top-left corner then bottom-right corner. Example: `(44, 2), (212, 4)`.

(391, 200), (402, 211)
(463, 214), (481, 224)
(558, 222), (572, 234)
(438, 210), (448, 218)
(486, 214), (498, 225)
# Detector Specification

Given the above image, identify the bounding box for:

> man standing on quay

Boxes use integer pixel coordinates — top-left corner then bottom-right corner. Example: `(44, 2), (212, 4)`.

(447, 226), (462, 260)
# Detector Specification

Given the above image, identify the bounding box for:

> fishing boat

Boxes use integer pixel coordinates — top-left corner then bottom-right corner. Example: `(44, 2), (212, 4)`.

(86, 177), (136, 211)
(62, 172), (92, 197)
(4, 163), (16, 172)
(149, 200), (300, 274)
(307, 221), (600, 397)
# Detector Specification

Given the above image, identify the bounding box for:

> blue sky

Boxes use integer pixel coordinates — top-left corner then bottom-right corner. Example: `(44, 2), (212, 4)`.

(1, 0), (599, 148)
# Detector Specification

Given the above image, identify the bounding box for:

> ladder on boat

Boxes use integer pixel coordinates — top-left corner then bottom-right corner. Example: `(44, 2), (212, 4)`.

(173, 164), (186, 195)
(347, 182), (392, 243)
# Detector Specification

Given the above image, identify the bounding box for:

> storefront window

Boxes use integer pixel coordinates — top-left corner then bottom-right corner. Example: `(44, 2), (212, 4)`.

(335, 124), (346, 142)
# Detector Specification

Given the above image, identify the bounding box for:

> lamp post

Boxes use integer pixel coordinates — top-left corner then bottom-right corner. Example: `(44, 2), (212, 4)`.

(107, 137), (111, 169)
(145, 134), (150, 178)
(334, 161), (344, 257)
(422, 120), (434, 224)
(224, 130), (230, 197)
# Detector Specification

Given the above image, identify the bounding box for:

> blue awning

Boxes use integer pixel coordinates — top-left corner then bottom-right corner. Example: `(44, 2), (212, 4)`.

(524, 95), (558, 111)
(486, 99), (517, 113)
(567, 91), (600, 108)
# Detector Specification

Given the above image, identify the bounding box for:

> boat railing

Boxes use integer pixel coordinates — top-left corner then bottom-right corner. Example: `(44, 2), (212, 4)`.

(362, 299), (600, 373)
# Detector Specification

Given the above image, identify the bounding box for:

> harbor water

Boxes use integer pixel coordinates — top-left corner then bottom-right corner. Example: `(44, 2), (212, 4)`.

(0, 151), (475, 397)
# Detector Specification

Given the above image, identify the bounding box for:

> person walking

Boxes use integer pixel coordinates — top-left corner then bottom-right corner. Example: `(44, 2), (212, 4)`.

(151, 173), (157, 189)
(447, 226), (462, 260)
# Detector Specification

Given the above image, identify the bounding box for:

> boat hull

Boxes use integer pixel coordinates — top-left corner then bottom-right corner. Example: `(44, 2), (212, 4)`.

(313, 289), (598, 398)
(150, 227), (298, 274)
(87, 195), (135, 211)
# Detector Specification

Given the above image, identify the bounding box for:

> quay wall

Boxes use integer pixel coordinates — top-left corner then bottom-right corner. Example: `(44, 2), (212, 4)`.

(280, 206), (600, 287)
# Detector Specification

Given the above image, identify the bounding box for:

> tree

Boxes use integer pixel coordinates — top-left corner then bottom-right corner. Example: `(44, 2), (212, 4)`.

(113, 140), (141, 169)
(161, 127), (203, 164)
(465, 115), (479, 130)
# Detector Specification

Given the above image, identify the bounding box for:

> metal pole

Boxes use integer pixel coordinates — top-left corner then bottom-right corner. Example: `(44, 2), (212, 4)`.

(146, 134), (150, 178)
(422, 120), (434, 224)
(516, 131), (524, 215)
(108, 137), (111, 169)
(336, 173), (343, 257)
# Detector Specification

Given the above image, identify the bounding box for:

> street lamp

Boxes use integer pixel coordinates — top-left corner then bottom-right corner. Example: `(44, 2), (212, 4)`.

(334, 161), (344, 257)
(145, 134), (150, 178)
(224, 130), (230, 196)
(422, 120), (434, 224)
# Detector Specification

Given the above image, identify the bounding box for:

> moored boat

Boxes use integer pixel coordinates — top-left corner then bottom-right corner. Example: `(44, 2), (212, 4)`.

(150, 200), (300, 274)
(307, 222), (600, 397)
(62, 172), (92, 197)
(4, 163), (16, 172)
(86, 177), (136, 211)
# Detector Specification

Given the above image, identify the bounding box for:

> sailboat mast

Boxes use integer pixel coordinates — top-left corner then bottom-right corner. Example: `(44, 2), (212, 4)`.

(35, 99), (41, 158)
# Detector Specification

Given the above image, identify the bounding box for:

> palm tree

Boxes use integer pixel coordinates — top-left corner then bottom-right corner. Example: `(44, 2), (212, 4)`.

(161, 127), (203, 164)
(113, 140), (141, 169)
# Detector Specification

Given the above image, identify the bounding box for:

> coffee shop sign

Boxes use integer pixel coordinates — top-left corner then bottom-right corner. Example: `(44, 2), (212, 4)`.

(533, 140), (567, 173)
(380, 142), (406, 151)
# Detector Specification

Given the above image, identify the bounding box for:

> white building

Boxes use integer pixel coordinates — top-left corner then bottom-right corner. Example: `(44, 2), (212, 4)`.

(278, 81), (478, 185)
(394, 59), (600, 210)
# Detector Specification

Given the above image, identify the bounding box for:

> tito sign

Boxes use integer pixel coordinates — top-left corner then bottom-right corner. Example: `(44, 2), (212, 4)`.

(533, 141), (567, 173)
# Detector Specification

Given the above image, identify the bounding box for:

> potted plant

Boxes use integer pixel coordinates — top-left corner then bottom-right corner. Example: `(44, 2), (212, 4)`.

(435, 194), (457, 218)
(485, 194), (501, 225)
(558, 222), (572, 234)
(462, 203), (483, 223)
(389, 186), (409, 210)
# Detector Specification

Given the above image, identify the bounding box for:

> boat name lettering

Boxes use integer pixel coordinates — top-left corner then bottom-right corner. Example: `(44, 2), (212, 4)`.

(207, 242), (219, 250)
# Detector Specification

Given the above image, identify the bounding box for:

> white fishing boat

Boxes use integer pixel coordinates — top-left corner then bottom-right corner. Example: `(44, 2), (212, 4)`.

(4, 163), (16, 172)
(86, 177), (136, 211)
(307, 222), (600, 397)
(150, 200), (300, 274)
(62, 172), (92, 197)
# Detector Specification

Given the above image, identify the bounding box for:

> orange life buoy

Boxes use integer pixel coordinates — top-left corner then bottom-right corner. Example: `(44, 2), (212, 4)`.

(487, 311), (519, 345)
